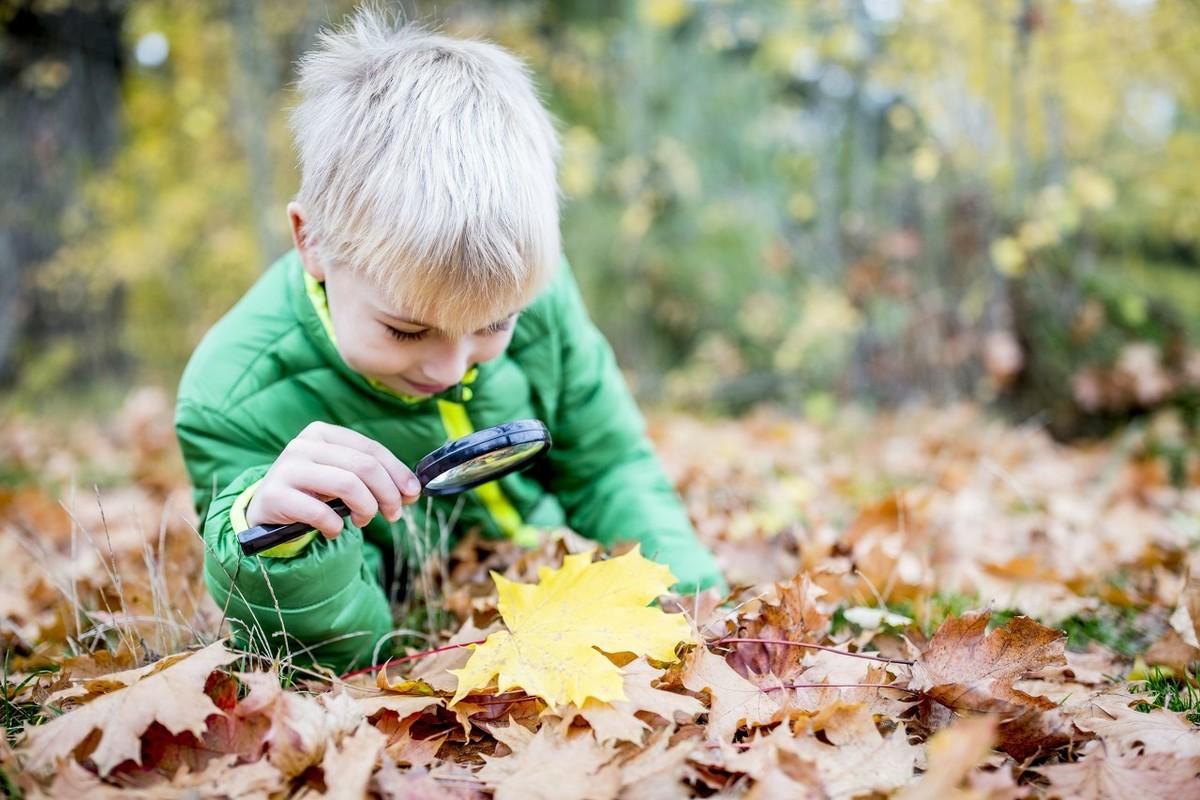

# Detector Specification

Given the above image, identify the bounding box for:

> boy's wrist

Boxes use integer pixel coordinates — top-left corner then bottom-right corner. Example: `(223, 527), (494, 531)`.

(230, 478), (318, 558)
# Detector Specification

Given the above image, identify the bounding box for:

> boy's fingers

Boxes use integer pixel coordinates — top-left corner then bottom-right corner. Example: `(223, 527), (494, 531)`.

(300, 441), (404, 520)
(304, 423), (421, 498)
(253, 490), (344, 539)
(285, 463), (379, 528)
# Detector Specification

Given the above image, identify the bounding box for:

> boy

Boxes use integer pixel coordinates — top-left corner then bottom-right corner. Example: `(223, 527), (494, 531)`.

(175, 9), (725, 673)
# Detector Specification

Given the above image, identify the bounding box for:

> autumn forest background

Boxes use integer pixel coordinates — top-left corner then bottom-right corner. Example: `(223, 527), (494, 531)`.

(3, 0), (1200, 797)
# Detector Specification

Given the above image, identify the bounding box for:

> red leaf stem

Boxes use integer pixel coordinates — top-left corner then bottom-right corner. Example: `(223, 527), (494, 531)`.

(337, 637), (488, 681)
(762, 681), (914, 693)
(712, 637), (915, 666)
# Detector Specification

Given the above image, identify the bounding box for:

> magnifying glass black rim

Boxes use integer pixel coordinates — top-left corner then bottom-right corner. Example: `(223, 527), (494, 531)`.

(415, 419), (552, 496)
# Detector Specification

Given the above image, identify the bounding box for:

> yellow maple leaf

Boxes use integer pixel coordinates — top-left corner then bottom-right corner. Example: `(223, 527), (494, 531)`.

(449, 547), (695, 709)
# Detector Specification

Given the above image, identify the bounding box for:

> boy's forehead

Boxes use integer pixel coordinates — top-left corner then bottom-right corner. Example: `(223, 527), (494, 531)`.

(365, 284), (518, 333)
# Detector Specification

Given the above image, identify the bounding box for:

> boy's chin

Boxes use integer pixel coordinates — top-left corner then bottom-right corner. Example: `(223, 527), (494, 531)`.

(378, 375), (444, 397)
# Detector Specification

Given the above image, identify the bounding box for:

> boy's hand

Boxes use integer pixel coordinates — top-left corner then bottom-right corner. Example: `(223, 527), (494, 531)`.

(245, 422), (421, 539)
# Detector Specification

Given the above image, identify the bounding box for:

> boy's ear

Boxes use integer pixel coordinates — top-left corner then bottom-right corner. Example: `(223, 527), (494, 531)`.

(287, 201), (325, 281)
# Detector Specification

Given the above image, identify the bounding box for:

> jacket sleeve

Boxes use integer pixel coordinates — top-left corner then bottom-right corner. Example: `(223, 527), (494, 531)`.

(543, 262), (726, 595)
(175, 401), (393, 673)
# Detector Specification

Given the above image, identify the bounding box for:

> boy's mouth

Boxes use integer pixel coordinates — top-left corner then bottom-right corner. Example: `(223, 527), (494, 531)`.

(403, 378), (453, 395)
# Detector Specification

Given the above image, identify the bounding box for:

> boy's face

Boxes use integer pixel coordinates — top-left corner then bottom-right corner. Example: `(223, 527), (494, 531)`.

(289, 204), (519, 397)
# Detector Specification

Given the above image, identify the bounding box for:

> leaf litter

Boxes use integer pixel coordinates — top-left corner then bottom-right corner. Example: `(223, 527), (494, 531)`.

(1, 391), (1199, 797)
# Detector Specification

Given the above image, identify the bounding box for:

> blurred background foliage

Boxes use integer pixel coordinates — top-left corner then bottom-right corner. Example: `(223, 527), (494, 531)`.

(2, 0), (1199, 437)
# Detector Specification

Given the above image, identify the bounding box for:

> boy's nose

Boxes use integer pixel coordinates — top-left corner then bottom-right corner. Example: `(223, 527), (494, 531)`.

(420, 340), (472, 387)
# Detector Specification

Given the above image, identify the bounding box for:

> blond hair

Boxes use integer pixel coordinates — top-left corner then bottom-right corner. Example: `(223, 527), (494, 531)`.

(289, 6), (562, 335)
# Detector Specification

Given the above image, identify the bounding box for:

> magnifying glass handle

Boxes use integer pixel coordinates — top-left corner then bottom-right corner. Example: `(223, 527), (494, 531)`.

(237, 498), (350, 556)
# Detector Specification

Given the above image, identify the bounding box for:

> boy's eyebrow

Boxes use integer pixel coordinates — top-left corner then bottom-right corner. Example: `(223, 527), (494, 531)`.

(376, 307), (519, 332)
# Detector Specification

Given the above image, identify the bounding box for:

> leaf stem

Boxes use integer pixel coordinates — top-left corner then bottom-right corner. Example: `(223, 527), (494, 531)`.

(711, 637), (915, 666)
(763, 681), (915, 693)
(338, 638), (488, 681)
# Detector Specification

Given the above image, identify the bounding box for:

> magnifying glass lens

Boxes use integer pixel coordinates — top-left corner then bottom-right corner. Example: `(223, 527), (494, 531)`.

(423, 440), (546, 491)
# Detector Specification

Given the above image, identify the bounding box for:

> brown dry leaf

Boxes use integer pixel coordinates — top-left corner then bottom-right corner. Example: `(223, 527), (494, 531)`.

(234, 672), (364, 778)
(566, 657), (705, 743)
(1078, 694), (1200, 758)
(895, 714), (997, 799)
(1144, 627), (1200, 673)
(724, 724), (824, 799)
(372, 756), (484, 799)
(966, 764), (1031, 800)
(791, 723), (918, 799)
(31, 755), (281, 799)
(476, 721), (620, 800)
(343, 682), (445, 720)
(21, 641), (237, 776)
(1039, 739), (1200, 799)
(45, 651), (191, 706)
(728, 574), (830, 680)
(373, 709), (447, 767)
(909, 610), (1080, 758)
(401, 619), (504, 693)
(730, 709), (918, 800)
(310, 721), (386, 800)
(612, 728), (698, 800)
(1168, 556), (1200, 649)
(681, 646), (780, 742)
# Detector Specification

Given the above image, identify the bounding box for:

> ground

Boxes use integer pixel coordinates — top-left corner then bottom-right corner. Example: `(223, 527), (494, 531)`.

(2, 388), (1199, 798)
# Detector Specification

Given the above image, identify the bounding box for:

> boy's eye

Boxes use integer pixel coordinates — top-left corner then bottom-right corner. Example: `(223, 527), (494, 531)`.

(480, 315), (517, 336)
(383, 324), (428, 342)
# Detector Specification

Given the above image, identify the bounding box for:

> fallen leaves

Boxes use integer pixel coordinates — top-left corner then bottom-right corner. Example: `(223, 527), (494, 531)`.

(449, 547), (695, 709)
(565, 658), (705, 743)
(7, 401), (1200, 797)
(22, 641), (238, 775)
(477, 722), (620, 800)
(1077, 694), (1200, 759)
(681, 646), (781, 742)
(1039, 740), (1200, 800)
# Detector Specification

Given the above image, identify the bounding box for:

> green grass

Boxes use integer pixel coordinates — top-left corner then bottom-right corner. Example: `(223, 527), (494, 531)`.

(830, 592), (1019, 638)
(1131, 666), (1200, 725)
(2, 652), (59, 747)
(1057, 607), (1148, 657)
(831, 592), (1147, 658)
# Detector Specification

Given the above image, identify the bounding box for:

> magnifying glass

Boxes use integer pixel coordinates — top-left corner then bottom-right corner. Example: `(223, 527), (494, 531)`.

(237, 419), (551, 556)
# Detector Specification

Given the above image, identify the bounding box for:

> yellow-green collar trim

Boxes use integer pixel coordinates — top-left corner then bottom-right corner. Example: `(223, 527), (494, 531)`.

(302, 270), (427, 404)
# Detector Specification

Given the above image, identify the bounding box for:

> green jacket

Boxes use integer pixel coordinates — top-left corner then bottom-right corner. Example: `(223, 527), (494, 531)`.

(175, 250), (724, 672)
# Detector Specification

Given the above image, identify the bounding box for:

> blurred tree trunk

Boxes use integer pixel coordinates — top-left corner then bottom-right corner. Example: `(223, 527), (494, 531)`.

(230, 0), (282, 266)
(0, 0), (126, 384)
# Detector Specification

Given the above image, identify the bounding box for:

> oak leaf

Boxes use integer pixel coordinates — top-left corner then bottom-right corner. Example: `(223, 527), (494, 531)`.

(22, 641), (238, 776)
(449, 548), (694, 709)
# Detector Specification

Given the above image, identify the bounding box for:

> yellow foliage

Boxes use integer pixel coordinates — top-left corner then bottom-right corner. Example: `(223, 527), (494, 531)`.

(638, 0), (692, 30)
(990, 237), (1027, 278)
(449, 547), (695, 710)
